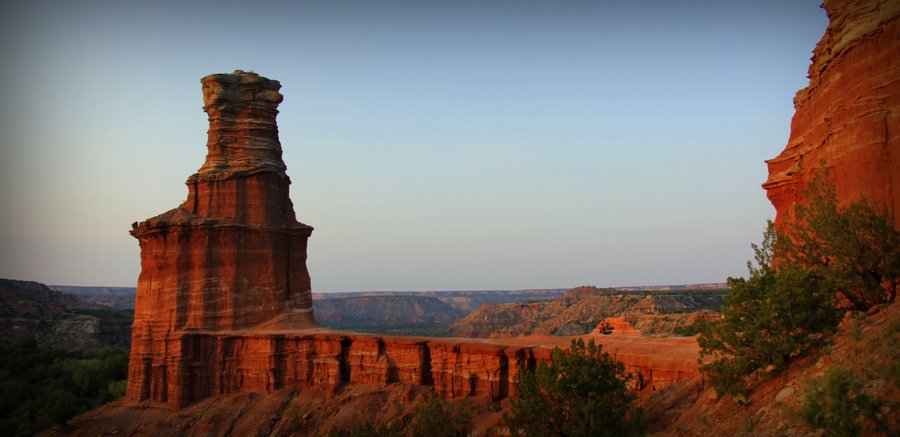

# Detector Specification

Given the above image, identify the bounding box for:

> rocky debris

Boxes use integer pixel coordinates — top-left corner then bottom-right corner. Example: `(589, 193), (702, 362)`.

(763, 0), (900, 229)
(49, 384), (503, 437)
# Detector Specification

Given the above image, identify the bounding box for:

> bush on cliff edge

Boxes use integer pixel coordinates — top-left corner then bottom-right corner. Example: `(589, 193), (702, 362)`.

(697, 223), (841, 395)
(505, 338), (640, 437)
(776, 168), (900, 310)
(698, 171), (899, 396)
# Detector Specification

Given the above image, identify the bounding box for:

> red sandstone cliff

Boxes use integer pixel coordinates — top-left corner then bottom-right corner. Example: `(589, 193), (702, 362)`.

(764, 0), (900, 228)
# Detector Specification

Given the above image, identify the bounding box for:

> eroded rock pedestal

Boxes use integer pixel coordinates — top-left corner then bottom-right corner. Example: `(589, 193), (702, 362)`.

(126, 71), (317, 407)
(126, 71), (700, 411)
(764, 0), (900, 227)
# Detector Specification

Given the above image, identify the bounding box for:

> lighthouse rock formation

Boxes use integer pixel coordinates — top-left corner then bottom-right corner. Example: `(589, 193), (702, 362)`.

(130, 71), (316, 332)
(125, 71), (699, 410)
(126, 71), (318, 406)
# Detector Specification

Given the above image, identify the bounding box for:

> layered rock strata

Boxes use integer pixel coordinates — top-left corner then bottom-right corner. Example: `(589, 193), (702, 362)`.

(130, 331), (698, 409)
(764, 0), (900, 228)
(127, 71), (317, 405)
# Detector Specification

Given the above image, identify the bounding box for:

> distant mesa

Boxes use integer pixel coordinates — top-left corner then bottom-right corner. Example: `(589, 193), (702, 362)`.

(448, 286), (726, 338)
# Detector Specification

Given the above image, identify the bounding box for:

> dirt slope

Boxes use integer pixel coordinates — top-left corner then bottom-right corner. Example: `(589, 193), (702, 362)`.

(643, 301), (900, 436)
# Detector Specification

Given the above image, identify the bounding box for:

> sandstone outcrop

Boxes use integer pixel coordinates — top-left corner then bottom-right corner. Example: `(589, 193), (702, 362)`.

(126, 72), (701, 411)
(126, 330), (698, 409)
(764, 0), (900, 228)
(595, 317), (641, 335)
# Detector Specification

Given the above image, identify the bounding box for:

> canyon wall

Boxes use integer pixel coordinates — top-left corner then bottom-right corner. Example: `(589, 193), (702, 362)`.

(129, 330), (698, 410)
(764, 0), (900, 228)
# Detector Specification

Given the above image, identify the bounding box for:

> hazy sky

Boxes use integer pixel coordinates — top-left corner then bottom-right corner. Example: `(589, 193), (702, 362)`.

(0, 1), (827, 291)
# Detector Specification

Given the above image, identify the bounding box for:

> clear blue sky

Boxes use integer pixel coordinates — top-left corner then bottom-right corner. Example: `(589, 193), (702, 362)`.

(0, 0), (827, 291)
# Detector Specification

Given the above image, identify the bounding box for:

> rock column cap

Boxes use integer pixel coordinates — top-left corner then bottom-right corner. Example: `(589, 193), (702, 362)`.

(201, 70), (283, 111)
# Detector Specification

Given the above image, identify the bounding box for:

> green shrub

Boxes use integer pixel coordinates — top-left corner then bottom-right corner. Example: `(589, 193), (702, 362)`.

(0, 339), (129, 436)
(777, 167), (900, 310)
(328, 398), (469, 437)
(698, 171), (899, 396)
(505, 338), (640, 437)
(407, 397), (471, 437)
(697, 222), (841, 396)
(800, 368), (883, 436)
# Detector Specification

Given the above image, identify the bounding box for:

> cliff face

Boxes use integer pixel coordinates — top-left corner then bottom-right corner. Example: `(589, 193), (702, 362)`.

(125, 330), (698, 410)
(764, 0), (900, 228)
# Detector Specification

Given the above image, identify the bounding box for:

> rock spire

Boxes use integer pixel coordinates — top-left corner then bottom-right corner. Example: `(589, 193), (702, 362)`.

(127, 70), (317, 405)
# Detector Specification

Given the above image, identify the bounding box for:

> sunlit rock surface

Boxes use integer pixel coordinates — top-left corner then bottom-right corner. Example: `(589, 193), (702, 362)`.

(764, 0), (900, 228)
(126, 71), (317, 407)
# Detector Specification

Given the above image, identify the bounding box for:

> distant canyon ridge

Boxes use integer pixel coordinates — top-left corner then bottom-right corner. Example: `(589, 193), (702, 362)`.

(40, 284), (726, 338)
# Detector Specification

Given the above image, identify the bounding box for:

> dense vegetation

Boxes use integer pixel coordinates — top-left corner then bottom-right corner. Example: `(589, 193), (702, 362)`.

(505, 338), (641, 437)
(0, 337), (129, 437)
(698, 170), (900, 396)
